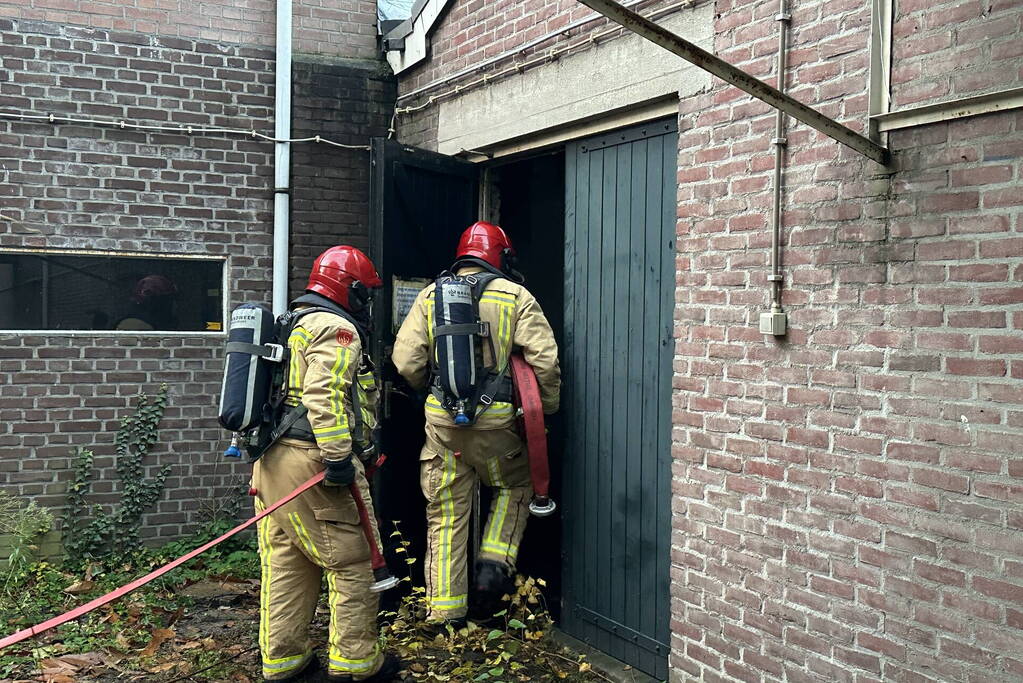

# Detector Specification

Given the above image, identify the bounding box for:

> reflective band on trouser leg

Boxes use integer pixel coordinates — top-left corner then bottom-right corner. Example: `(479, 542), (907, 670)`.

(256, 499), (318, 679)
(256, 499), (273, 666)
(424, 449), (472, 619)
(480, 457), (530, 567)
(288, 512), (322, 563)
(435, 451), (462, 616)
(439, 452), (456, 603)
(427, 594), (468, 613)
(263, 652), (312, 679)
(325, 567), (381, 677)
(481, 458), (512, 564)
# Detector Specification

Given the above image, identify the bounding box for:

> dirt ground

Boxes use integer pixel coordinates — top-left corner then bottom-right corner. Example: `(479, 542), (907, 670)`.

(2, 580), (608, 683)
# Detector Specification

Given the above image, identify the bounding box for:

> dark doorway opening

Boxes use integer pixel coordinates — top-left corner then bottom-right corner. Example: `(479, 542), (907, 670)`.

(368, 141), (568, 618)
(489, 150), (567, 618)
(370, 122), (674, 679)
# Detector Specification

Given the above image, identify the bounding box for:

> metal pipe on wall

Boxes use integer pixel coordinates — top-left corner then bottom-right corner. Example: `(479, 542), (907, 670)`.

(272, 0), (293, 315)
(769, 0), (789, 312)
(755, 0), (790, 336)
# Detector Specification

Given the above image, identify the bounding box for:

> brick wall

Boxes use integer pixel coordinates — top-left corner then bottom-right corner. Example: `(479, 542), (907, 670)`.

(0, 16), (275, 540)
(0, 0), (379, 59)
(289, 57), (397, 295)
(393, 0), (690, 149)
(892, 0), (1023, 108)
(390, 0), (1023, 680)
(672, 1), (1023, 681)
(395, 0), (680, 99)
(0, 11), (396, 543)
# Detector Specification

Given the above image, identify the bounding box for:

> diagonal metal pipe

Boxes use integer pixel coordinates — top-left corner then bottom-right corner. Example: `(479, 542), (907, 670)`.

(574, 0), (892, 166)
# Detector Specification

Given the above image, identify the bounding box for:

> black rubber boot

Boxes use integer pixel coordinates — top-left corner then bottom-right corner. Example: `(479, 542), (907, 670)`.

(469, 560), (514, 622)
(326, 652), (402, 682)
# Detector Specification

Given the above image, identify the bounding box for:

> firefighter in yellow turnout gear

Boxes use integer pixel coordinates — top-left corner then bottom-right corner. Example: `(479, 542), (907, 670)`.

(252, 246), (400, 683)
(393, 222), (560, 626)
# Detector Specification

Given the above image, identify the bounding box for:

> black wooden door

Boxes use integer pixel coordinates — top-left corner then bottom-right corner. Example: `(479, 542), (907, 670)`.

(561, 120), (677, 680)
(368, 139), (478, 589)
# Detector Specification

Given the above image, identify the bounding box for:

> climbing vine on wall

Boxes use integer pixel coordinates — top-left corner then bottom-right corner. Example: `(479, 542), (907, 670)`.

(65, 384), (172, 565)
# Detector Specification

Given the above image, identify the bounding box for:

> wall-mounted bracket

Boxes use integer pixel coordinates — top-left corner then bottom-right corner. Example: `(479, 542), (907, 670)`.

(575, 0), (892, 166)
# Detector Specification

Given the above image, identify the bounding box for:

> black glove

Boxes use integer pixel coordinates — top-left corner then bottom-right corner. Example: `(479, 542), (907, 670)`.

(323, 457), (356, 487)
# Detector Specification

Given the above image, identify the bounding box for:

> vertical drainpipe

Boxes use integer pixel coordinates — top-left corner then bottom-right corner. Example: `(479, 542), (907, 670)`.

(762, 0), (789, 336)
(272, 0), (293, 316)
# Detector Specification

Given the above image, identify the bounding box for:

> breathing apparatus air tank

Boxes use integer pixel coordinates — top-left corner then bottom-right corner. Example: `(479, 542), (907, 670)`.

(218, 303), (279, 436)
(433, 277), (485, 426)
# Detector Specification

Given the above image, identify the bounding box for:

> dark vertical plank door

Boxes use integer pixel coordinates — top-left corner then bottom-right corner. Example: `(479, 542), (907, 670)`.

(561, 119), (677, 680)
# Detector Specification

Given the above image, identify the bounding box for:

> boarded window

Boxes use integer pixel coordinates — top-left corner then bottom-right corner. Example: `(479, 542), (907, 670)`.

(0, 250), (224, 332)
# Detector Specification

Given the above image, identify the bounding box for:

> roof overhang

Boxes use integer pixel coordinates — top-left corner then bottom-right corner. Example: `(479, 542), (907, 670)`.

(383, 0), (452, 74)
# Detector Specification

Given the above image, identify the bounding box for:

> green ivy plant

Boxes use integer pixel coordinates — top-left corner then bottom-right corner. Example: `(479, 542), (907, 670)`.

(64, 384), (172, 565)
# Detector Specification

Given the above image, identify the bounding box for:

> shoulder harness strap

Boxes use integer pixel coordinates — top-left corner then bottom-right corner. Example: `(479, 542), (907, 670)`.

(252, 295), (373, 460)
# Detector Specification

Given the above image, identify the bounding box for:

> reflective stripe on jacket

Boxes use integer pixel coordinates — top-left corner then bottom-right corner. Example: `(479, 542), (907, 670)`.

(282, 308), (379, 459)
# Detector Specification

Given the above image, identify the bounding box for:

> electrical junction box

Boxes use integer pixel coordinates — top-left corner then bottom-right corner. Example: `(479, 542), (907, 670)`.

(760, 310), (787, 336)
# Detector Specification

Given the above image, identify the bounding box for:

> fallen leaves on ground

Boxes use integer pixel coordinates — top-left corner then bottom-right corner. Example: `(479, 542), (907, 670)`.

(139, 628), (175, 658)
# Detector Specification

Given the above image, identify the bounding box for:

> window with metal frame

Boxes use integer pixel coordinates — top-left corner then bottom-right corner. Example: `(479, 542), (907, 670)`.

(0, 249), (225, 333)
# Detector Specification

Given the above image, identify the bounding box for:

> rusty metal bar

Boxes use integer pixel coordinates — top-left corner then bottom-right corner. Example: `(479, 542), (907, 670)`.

(575, 0), (892, 166)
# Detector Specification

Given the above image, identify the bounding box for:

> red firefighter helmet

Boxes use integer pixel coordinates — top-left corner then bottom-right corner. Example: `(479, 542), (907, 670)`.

(454, 221), (515, 272)
(306, 245), (382, 312)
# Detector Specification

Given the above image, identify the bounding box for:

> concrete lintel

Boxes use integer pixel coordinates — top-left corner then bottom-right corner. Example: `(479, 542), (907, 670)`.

(436, 6), (711, 156)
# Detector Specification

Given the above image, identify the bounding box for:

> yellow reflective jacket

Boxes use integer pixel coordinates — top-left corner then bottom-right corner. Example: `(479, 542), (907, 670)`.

(392, 267), (561, 429)
(282, 307), (378, 461)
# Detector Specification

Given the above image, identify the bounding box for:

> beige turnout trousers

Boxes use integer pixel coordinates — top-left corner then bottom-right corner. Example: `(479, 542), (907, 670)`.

(419, 423), (531, 621)
(252, 440), (385, 680)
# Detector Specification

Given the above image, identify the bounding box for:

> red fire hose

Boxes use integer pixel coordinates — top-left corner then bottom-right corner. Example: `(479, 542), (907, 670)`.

(0, 462), (397, 651)
(0, 471), (325, 651)
(509, 353), (556, 516)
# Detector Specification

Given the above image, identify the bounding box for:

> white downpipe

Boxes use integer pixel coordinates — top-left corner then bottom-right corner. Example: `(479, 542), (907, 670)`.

(272, 0), (293, 315)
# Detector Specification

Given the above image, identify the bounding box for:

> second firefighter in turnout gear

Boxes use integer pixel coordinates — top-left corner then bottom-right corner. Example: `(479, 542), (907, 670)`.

(251, 246), (400, 683)
(392, 221), (561, 626)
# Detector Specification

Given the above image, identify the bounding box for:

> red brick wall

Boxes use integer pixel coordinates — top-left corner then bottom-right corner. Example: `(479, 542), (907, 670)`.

(673, 0), (1023, 681)
(0, 0), (380, 59)
(396, 0), (676, 95)
(391, 0), (1023, 680)
(892, 0), (1023, 108)
(393, 0), (690, 149)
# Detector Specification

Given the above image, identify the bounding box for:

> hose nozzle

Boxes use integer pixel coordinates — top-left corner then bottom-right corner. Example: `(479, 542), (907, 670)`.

(529, 496), (557, 517)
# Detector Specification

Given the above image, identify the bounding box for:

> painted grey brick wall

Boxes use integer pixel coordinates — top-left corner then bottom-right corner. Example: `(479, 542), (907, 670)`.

(0, 16), (396, 542)
(0, 17), (275, 541)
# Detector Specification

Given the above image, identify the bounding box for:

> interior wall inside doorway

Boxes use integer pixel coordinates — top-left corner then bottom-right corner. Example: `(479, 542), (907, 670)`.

(489, 150), (567, 617)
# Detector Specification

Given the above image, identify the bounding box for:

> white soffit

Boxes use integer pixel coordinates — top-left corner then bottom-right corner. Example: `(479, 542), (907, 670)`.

(436, 4), (713, 156)
(386, 0), (451, 74)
